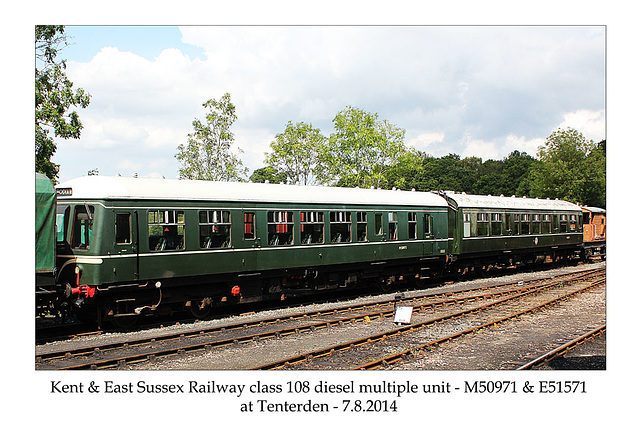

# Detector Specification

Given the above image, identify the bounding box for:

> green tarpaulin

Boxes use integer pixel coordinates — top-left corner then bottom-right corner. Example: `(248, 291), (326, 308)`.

(36, 173), (56, 273)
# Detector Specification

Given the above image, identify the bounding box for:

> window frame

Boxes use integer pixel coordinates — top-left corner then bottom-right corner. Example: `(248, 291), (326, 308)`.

(267, 211), (294, 246)
(329, 211), (352, 243)
(199, 210), (232, 249)
(148, 209), (185, 251)
(115, 212), (131, 244)
(300, 211), (324, 245)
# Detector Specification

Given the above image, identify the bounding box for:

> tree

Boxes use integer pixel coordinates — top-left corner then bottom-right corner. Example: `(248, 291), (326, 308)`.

(501, 150), (537, 197)
(249, 166), (288, 184)
(35, 25), (91, 181)
(529, 128), (605, 207)
(318, 106), (407, 188)
(176, 93), (248, 181)
(265, 121), (326, 185)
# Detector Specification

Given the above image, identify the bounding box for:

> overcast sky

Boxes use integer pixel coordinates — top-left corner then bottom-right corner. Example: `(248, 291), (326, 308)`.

(51, 25), (605, 183)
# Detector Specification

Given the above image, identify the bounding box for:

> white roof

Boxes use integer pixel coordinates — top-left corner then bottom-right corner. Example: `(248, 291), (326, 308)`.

(444, 193), (582, 212)
(56, 176), (449, 208)
(581, 206), (606, 214)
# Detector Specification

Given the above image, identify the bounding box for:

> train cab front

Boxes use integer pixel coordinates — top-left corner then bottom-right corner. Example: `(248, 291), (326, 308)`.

(54, 199), (100, 315)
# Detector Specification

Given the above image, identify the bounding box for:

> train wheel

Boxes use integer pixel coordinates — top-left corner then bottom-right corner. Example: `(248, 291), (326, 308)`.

(111, 314), (139, 330)
(456, 267), (469, 281)
(378, 278), (393, 293)
(188, 300), (212, 320)
(480, 264), (493, 278)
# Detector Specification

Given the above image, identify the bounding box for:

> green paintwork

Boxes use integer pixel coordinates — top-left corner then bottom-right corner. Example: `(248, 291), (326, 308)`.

(35, 173), (56, 273)
(55, 199), (449, 289)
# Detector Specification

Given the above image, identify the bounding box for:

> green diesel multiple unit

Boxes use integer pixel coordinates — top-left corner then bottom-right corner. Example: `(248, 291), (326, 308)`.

(440, 192), (584, 278)
(52, 176), (450, 323)
(39, 175), (586, 325)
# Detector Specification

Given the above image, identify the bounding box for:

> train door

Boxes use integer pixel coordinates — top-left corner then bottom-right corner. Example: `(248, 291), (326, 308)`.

(240, 210), (258, 272)
(421, 212), (434, 255)
(113, 209), (139, 281)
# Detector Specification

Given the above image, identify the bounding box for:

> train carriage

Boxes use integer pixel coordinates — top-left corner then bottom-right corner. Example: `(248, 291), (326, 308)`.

(581, 206), (606, 261)
(440, 192), (584, 277)
(53, 175), (449, 324)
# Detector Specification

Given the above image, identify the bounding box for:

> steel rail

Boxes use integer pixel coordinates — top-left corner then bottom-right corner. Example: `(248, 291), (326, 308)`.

(42, 276), (563, 370)
(353, 278), (605, 370)
(516, 324), (606, 370)
(254, 272), (605, 370)
(36, 266), (602, 363)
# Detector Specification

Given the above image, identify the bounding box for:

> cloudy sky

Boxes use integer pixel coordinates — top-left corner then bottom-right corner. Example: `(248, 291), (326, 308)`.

(51, 25), (605, 183)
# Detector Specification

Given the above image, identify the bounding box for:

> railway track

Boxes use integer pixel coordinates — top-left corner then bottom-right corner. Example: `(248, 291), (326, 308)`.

(35, 265), (604, 370)
(516, 325), (606, 370)
(258, 269), (605, 370)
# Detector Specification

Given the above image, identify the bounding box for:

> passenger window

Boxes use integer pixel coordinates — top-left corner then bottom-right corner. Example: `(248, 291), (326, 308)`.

(199, 210), (231, 248)
(408, 212), (417, 240)
(268, 211), (294, 246)
(569, 214), (578, 232)
(375, 213), (383, 236)
(300, 211), (324, 244)
(330, 211), (351, 243)
(542, 214), (552, 234)
(559, 214), (568, 232)
(356, 212), (368, 242)
(243, 212), (256, 240)
(532, 214), (541, 234)
(424, 213), (433, 238)
(71, 205), (94, 249)
(148, 210), (185, 251)
(388, 212), (398, 240)
(115, 213), (131, 244)
(463, 213), (471, 238)
(521, 214), (530, 235)
(491, 213), (503, 236)
(477, 213), (489, 236)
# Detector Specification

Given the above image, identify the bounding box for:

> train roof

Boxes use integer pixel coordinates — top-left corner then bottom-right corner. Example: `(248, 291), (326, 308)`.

(55, 175), (449, 208)
(581, 206), (606, 214)
(443, 192), (582, 212)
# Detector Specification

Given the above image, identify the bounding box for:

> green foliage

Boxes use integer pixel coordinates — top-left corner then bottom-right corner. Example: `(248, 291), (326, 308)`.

(35, 25), (91, 181)
(176, 93), (248, 181)
(318, 106), (407, 188)
(249, 166), (288, 184)
(265, 121), (326, 185)
(253, 107), (602, 208)
(384, 150), (539, 197)
(529, 128), (605, 207)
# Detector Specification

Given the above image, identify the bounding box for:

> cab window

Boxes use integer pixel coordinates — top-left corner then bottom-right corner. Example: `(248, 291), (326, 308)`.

(56, 204), (70, 243)
(71, 205), (94, 249)
(116, 213), (131, 244)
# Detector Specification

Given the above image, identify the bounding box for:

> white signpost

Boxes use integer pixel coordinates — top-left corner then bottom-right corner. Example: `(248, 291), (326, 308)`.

(393, 306), (414, 324)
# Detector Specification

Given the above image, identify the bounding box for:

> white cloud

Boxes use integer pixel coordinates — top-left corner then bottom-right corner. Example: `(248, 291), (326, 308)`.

(558, 109), (605, 142)
(53, 26), (604, 182)
(407, 132), (445, 152)
(461, 138), (500, 160)
(503, 134), (546, 158)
